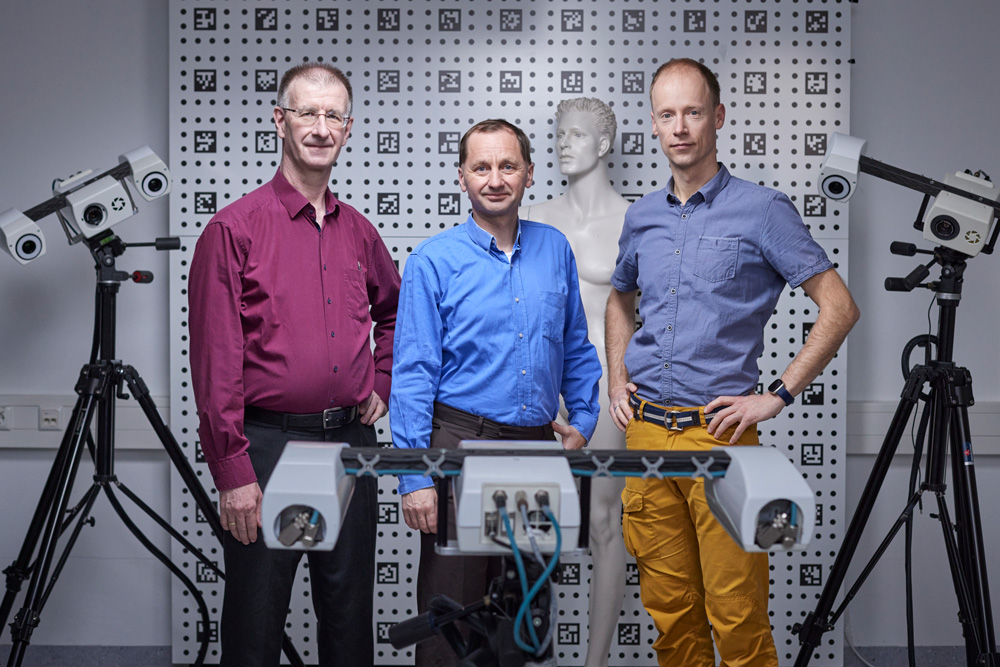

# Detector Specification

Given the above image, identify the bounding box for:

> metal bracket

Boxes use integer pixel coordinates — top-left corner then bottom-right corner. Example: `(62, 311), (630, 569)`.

(590, 455), (615, 478)
(354, 452), (381, 479)
(640, 456), (665, 480)
(421, 452), (448, 479)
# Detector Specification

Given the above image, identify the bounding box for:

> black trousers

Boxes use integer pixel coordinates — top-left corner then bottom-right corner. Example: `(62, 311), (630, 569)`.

(415, 405), (555, 667)
(220, 417), (377, 667)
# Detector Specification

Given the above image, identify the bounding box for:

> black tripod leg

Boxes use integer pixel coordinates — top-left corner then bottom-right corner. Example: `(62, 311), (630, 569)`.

(121, 367), (224, 542)
(793, 395), (918, 667)
(0, 395), (91, 630)
(120, 366), (306, 667)
(948, 407), (998, 665)
(6, 394), (100, 667)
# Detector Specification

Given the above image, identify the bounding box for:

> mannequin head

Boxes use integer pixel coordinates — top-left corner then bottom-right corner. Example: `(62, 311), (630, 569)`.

(554, 97), (617, 177)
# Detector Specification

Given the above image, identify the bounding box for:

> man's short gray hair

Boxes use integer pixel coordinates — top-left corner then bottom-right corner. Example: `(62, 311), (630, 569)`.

(555, 97), (618, 146)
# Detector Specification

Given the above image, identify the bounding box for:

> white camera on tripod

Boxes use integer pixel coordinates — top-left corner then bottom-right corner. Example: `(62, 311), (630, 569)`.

(818, 133), (868, 202)
(120, 146), (171, 201)
(0, 209), (46, 265)
(922, 171), (998, 257)
(57, 175), (136, 241)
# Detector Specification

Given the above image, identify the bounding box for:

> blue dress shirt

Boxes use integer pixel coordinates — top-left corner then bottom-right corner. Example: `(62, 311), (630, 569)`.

(610, 165), (833, 407)
(392, 216), (602, 495)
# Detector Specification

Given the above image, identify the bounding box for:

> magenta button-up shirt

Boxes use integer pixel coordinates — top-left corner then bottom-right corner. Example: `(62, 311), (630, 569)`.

(188, 169), (400, 491)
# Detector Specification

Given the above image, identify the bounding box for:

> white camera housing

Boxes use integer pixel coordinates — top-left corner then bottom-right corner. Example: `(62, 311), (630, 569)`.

(818, 132), (868, 202)
(119, 146), (171, 201)
(261, 442), (355, 551)
(59, 176), (136, 241)
(453, 441), (580, 556)
(703, 446), (815, 553)
(0, 209), (46, 265)
(923, 171), (998, 257)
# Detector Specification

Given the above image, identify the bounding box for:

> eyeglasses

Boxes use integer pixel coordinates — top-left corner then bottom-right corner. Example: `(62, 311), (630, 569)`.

(280, 107), (351, 129)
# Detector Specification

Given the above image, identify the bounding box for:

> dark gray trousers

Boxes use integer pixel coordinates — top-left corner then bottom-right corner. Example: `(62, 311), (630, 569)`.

(220, 418), (377, 667)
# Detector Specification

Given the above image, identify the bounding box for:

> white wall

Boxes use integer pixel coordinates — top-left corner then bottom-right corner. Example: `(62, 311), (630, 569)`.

(844, 0), (1000, 648)
(1, 0), (998, 652)
(0, 0), (173, 647)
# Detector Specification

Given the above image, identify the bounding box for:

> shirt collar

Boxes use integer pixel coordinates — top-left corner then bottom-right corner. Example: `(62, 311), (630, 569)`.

(463, 215), (522, 254)
(271, 168), (341, 221)
(666, 162), (731, 206)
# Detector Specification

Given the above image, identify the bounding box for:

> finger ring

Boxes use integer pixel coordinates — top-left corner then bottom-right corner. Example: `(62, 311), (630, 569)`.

(229, 522), (237, 526)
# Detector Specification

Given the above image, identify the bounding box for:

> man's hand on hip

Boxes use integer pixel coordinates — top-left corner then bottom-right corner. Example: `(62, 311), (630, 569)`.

(401, 487), (438, 533)
(705, 393), (785, 444)
(359, 390), (387, 425)
(220, 482), (263, 545)
(607, 381), (638, 432)
(552, 421), (588, 450)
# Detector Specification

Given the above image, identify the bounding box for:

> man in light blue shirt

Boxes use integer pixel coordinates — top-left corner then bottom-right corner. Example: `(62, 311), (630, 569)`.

(605, 59), (859, 667)
(391, 118), (602, 667)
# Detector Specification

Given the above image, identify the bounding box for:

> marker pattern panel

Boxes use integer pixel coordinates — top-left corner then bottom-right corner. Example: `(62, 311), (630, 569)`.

(168, 1), (851, 665)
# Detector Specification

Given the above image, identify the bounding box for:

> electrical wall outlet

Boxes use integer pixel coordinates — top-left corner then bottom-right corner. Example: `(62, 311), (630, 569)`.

(0, 406), (9, 430)
(39, 408), (61, 431)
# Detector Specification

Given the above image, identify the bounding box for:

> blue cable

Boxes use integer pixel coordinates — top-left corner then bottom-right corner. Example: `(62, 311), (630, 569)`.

(513, 505), (562, 657)
(499, 505), (541, 653)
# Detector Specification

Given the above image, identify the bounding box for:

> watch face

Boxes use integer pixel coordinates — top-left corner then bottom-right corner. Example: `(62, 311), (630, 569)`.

(768, 379), (784, 393)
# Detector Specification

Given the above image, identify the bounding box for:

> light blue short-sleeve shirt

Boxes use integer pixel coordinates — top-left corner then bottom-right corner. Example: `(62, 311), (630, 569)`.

(610, 165), (833, 407)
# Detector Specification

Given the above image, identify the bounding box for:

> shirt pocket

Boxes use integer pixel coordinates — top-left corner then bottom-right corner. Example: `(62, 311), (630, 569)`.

(343, 267), (369, 322)
(692, 236), (739, 283)
(538, 291), (567, 342)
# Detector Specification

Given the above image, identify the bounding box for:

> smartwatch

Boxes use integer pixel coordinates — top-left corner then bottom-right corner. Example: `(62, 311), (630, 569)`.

(768, 378), (795, 406)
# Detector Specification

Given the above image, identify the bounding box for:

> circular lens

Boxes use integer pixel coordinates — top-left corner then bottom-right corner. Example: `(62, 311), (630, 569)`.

(142, 172), (165, 196)
(930, 215), (959, 241)
(82, 203), (106, 226)
(15, 233), (42, 260)
(821, 175), (850, 200)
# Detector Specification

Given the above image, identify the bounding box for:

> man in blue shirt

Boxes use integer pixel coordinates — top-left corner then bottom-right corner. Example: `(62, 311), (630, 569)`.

(605, 59), (859, 666)
(391, 118), (602, 667)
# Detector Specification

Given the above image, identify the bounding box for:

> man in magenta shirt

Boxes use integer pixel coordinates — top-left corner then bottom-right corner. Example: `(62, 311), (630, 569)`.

(188, 62), (399, 667)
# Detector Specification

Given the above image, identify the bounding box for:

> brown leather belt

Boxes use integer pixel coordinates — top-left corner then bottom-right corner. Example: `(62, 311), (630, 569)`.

(433, 402), (551, 439)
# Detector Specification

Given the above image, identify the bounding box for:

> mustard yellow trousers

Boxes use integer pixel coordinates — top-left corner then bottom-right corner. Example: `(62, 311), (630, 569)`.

(622, 407), (779, 667)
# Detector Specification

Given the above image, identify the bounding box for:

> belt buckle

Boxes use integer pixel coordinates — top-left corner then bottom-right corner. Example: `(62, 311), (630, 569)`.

(665, 411), (684, 431)
(322, 407), (345, 430)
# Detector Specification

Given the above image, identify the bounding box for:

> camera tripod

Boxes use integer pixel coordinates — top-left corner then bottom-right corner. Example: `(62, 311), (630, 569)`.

(0, 232), (305, 667)
(792, 244), (999, 667)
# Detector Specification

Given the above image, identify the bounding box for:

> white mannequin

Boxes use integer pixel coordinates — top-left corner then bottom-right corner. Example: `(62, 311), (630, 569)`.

(519, 98), (630, 667)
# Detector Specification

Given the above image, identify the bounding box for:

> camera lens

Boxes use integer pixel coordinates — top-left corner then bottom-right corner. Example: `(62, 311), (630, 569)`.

(82, 203), (107, 226)
(930, 215), (959, 241)
(143, 172), (165, 196)
(821, 174), (851, 201)
(15, 233), (42, 260)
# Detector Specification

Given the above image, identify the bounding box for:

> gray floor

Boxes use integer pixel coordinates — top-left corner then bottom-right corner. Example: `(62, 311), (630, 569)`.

(0, 644), (973, 666)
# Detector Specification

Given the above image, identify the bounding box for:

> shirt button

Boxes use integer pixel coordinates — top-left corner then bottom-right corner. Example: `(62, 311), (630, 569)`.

(519, 333), (523, 338)
(670, 288), (676, 294)
(330, 331), (335, 337)
(515, 297), (520, 303)
(323, 264), (327, 270)
(334, 366), (338, 372)
(674, 249), (681, 255)
(522, 369), (526, 375)
(327, 298), (332, 304)
(663, 362), (670, 369)
(522, 405), (527, 410)
(667, 325), (673, 331)
(681, 214), (688, 219)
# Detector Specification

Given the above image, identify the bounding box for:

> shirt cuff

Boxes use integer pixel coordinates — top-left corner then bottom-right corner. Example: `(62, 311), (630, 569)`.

(208, 452), (258, 492)
(570, 412), (599, 444)
(397, 473), (434, 496)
